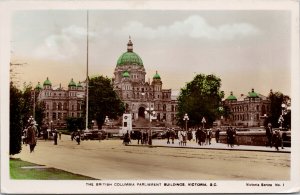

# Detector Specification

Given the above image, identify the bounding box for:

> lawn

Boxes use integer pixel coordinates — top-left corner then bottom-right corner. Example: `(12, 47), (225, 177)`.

(10, 158), (95, 180)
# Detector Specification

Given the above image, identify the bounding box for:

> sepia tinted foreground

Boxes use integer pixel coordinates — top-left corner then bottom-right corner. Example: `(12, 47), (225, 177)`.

(14, 135), (290, 180)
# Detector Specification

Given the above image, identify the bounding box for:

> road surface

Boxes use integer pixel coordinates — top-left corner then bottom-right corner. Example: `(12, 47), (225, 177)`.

(14, 135), (290, 180)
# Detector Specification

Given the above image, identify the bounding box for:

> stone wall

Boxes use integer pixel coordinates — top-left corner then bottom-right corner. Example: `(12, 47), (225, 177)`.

(219, 130), (291, 147)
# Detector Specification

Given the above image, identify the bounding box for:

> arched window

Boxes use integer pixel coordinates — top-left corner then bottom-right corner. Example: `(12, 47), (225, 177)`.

(72, 105), (74, 111)
(63, 102), (68, 110)
(163, 104), (166, 111)
(53, 102), (57, 110)
(58, 102), (62, 110)
(171, 105), (174, 112)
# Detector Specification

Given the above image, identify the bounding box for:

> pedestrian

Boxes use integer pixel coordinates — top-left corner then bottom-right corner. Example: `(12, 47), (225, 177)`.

(206, 129), (212, 145)
(196, 128), (201, 145)
(200, 128), (206, 146)
(178, 130), (183, 146)
(53, 129), (58, 145)
(71, 131), (75, 141)
(272, 130), (281, 151)
(59, 131), (62, 140)
(181, 131), (187, 146)
(171, 129), (175, 144)
(226, 127), (231, 147)
(75, 130), (81, 145)
(137, 131), (142, 144)
(166, 129), (170, 144)
(265, 123), (273, 148)
(27, 120), (38, 153)
(123, 130), (131, 145)
(215, 128), (220, 143)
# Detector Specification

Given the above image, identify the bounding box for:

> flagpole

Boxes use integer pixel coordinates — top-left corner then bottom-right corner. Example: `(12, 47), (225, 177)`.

(85, 10), (89, 130)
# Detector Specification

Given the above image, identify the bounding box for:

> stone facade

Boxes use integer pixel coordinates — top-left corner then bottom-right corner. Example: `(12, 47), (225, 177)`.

(36, 78), (85, 127)
(113, 39), (178, 125)
(223, 89), (271, 127)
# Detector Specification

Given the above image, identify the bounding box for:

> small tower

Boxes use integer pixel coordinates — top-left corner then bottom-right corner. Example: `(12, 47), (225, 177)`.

(43, 77), (52, 90)
(68, 78), (77, 90)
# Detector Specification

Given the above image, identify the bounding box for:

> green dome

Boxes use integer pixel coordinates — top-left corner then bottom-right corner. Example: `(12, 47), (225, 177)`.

(248, 88), (259, 98)
(43, 77), (52, 86)
(35, 82), (43, 90)
(226, 92), (237, 100)
(68, 78), (76, 87)
(153, 71), (161, 79)
(77, 82), (82, 87)
(122, 71), (130, 78)
(117, 52), (143, 66)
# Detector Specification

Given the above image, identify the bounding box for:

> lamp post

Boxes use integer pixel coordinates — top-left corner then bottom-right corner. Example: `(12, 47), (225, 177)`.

(141, 92), (155, 146)
(201, 117), (206, 129)
(183, 113), (189, 132)
(50, 120), (53, 131)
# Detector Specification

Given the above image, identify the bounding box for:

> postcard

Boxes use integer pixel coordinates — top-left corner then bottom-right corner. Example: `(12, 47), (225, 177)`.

(0, 0), (299, 194)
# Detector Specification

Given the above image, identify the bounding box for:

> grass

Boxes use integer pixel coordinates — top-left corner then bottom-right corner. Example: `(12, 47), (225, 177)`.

(10, 158), (95, 180)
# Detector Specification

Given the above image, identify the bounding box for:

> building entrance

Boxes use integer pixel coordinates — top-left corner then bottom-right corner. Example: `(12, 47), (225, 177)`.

(138, 107), (145, 118)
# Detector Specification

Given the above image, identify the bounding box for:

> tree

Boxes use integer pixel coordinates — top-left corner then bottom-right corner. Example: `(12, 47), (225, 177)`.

(268, 91), (291, 128)
(88, 76), (125, 129)
(177, 74), (224, 128)
(10, 82), (23, 155)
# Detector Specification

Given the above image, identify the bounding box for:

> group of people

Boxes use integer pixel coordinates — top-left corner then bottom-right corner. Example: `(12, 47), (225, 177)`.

(226, 127), (237, 148)
(265, 123), (284, 151)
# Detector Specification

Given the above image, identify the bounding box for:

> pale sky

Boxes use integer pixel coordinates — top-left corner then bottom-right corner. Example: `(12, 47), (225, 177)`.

(11, 10), (291, 97)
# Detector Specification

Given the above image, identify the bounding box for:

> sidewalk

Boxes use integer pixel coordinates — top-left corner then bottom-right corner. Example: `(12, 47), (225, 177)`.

(130, 139), (291, 153)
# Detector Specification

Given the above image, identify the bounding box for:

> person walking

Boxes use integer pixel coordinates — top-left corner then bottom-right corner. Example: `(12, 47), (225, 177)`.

(27, 120), (38, 153)
(58, 131), (62, 140)
(265, 123), (273, 148)
(182, 130), (187, 146)
(53, 129), (58, 145)
(206, 129), (212, 145)
(123, 130), (131, 145)
(272, 130), (281, 151)
(215, 128), (220, 143)
(166, 129), (170, 144)
(75, 130), (81, 145)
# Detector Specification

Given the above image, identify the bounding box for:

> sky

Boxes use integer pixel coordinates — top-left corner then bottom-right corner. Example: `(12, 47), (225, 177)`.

(11, 10), (291, 97)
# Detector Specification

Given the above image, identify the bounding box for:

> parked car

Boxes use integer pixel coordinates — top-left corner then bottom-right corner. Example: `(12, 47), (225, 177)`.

(82, 130), (107, 140)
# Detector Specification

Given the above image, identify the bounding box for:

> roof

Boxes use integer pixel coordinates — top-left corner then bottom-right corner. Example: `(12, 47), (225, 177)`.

(153, 71), (161, 79)
(68, 78), (76, 87)
(43, 77), (52, 86)
(226, 92), (237, 100)
(35, 82), (43, 90)
(248, 88), (259, 98)
(122, 71), (130, 78)
(117, 52), (143, 66)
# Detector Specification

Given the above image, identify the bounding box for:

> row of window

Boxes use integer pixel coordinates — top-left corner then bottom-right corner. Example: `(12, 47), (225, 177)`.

(231, 104), (269, 113)
(44, 91), (80, 97)
(231, 113), (261, 121)
(46, 102), (83, 111)
(46, 112), (82, 120)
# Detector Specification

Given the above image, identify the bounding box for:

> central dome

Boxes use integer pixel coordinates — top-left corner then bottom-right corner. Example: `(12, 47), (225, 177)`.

(117, 52), (143, 66)
(116, 38), (143, 67)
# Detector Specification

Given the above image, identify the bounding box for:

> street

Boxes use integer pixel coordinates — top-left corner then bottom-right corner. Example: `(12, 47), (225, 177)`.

(15, 135), (290, 180)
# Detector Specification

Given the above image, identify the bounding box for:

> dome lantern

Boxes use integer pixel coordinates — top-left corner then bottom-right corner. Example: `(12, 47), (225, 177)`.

(127, 36), (133, 52)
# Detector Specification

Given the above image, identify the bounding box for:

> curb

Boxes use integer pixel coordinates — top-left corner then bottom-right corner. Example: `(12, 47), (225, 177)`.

(128, 144), (291, 153)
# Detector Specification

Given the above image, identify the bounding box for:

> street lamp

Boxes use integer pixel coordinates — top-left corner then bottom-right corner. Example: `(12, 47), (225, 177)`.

(141, 92), (155, 146)
(104, 116), (109, 125)
(201, 117), (206, 129)
(50, 120), (53, 130)
(183, 113), (189, 132)
(91, 120), (95, 130)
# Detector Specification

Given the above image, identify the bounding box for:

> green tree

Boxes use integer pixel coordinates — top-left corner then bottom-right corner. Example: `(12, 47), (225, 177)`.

(88, 76), (125, 129)
(10, 82), (23, 155)
(177, 74), (224, 128)
(268, 91), (291, 128)
(65, 117), (78, 132)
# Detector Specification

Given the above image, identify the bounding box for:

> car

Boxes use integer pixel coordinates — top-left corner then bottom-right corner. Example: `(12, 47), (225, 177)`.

(82, 130), (107, 140)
